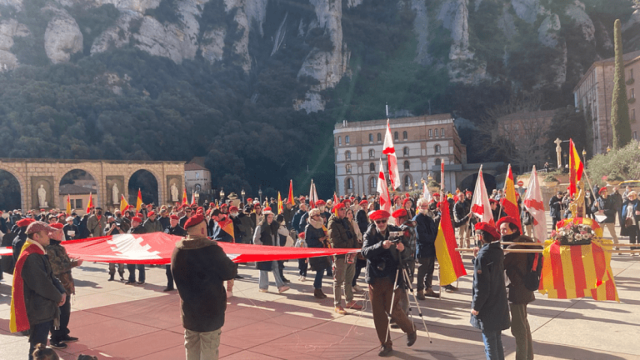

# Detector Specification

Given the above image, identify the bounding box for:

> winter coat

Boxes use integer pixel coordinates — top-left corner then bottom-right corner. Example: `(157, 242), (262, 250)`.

(593, 196), (617, 224)
(21, 243), (65, 326)
(253, 221), (279, 271)
(166, 225), (187, 237)
(549, 196), (563, 219)
(453, 201), (469, 227)
(282, 207), (295, 229)
(171, 236), (237, 332)
(362, 224), (410, 284)
(159, 216), (171, 231)
(143, 218), (164, 233)
(299, 212), (310, 233)
(86, 214), (106, 238)
(356, 209), (369, 234)
(237, 213), (254, 244)
(46, 241), (80, 295)
(620, 199), (639, 236)
(62, 224), (79, 240)
(470, 242), (510, 332)
(504, 235), (536, 305)
(414, 213), (437, 259)
(327, 214), (356, 258)
(305, 222), (330, 271)
(292, 210), (307, 233)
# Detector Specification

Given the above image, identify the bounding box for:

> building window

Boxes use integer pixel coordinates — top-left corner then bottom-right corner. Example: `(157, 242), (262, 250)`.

(435, 144), (441, 154)
(394, 131), (399, 140)
(370, 177), (377, 188)
(435, 129), (439, 138)
(404, 160), (410, 170)
(345, 150), (351, 160)
(441, 128), (444, 137)
(346, 164), (352, 174)
(370, 162), (376, 172)
(435, 158), (442, 166)
(346, 178), (353, 190)
(369, 149), (375, 158)
(403, 147), (409, 156)
(633, 109), (636, 123)
(369, 133), (373, 143)
(429, 129), (432, 138)
(337, 136), (341, 146)
(631, 88), (635, 99)
(377, 133), (382, 142)
(345, 135), (350, 144)
(403, 131), (408, 140)
(630, 69), (634, 80)
(634, 131), (638, 140)
(404, 175), (411, 188)
(75, 199), (83, 209)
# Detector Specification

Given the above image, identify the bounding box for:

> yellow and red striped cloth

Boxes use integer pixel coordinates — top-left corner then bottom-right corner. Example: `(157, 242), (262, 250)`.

(435, 200), (467, 286)
(539, 238), (619, 302)
(502, 164), (522, 231)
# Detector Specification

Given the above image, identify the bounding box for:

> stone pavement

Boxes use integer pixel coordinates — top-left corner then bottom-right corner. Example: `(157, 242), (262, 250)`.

(1, 226), (639, 359)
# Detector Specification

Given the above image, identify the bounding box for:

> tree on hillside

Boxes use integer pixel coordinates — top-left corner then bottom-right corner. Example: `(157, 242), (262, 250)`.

(611, 19), (632, 149)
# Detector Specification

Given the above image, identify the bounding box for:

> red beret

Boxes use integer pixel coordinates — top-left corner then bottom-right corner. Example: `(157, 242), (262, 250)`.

(263, 207), (273, 215)
(316, 200), (326, 206)
(453, 196), (459, 202)
(58, 213), (66, 218)
(298, 232), (305, 239)
(433, 193), (440, 198)
(50, 222), (64, 230)
(343, 199), (351, 204)
(333, 203), (345, 211)
(40, 209), (45, 212)
(496, 216), (519, 230)
(16, 218), (35, 227)
(475, 222), (500, 240)
(489, 199), (498, 204)
(147, 211), (155, 217)
(465, 191), (472, 196)
(229, 206), (238, 213)
(359, 200), (368, 206)
(169, 214), (179, 220)
(599, 187), (607, 195)
(369, 210), (391, 221)
(393, 195), (400, 202)
(402, 198), (413, 207)
(184, 214), (204, 229)
(299, 196), (306, 200)
(132, 216), (142, 223)
(405, 193), (410, 198)
(146, 204), (152, 208)
(196, 207), (204, 214)
(246, 198), (253, 203)
(392, 208), (408, 219)
(220, 203), (228, 208)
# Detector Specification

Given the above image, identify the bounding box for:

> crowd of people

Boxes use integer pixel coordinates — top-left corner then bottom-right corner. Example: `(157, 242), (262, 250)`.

(7, 182), (634, 360)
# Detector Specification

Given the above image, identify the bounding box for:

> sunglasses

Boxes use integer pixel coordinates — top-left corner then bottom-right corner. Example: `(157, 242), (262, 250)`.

(375, 220), (387, 224)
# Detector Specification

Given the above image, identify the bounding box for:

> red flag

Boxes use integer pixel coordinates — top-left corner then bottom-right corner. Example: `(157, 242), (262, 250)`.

(333, 192), (339, 205)
(377, 158), (391, 213)
(501, 164), (522, 231)
(471, 166), (494, 226)
(288, 180), (295, 205)
(182, 188), (188, 206)
(136, 189), (143, 212)
(86, 193), (93, 214)
(435, 200), (467, 285)
(309, 180), (318, 209)
(569, 139), (584, 196)
(190, 191), (196, 206)
(383, 120), (400, 189)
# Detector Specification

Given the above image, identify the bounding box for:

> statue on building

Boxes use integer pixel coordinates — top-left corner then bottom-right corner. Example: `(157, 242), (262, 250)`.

(37, 184), (47, 208)
(171, 182), (179, 202)
(554, 138), (563, 169)
(112, 183), (119, 204)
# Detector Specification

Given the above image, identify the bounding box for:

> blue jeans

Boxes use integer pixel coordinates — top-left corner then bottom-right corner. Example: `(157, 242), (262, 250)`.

(313, 268), (324, 289)
(481, 330), (505, 360)
(259, 261), (285, 290)
(127, 264), (145, 283)
(29, 320), (52, 360)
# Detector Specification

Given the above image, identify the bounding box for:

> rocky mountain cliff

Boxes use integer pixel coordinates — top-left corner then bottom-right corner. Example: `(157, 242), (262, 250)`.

(0, 0), (638, 113)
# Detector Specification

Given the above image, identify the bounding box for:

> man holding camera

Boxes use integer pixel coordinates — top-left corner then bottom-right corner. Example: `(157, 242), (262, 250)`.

(105, 216), (125, 281)
(362, 210), (417, 357)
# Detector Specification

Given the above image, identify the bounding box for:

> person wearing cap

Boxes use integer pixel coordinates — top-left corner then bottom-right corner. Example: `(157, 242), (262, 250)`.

(253, 207), (290, 294)
(46, 222), (82, 348)
(454, 192), (472, 248)
(470, 222), (510, 360)
(352, 200), (370, 291)
(292, 203), (308, 234)
(61, 217), (78, 241)
(125, 217), (147, 285)
(104, 216), (126, 281)
(142, 211), (163, 233)
(86, 207), (106, 239)
(362, 209), (417, 356)
(250, 203), (264, 231)
(414, 198), (439, 300)
(12, 217), (35, 269)
(621, 191), (640, 256)
(294, 231), (308, 281)
(171, 213), (237, 360)
(593, 187), (620, 247)
(10, 221), (67, 359)
(489, 199), (501, 223)
(498, 216), (536, 360)
(305, 208), (330, 298)
(328, 202), (362, 314)
(163, 215), (187, 291)
(402, 198), (415, 218)
(237, 205), (255, 244)
(282, 201), (295, 230)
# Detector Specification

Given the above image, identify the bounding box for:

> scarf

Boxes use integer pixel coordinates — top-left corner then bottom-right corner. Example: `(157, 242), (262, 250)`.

(309, 217), (323, 230)
(10, 240), (45, 332)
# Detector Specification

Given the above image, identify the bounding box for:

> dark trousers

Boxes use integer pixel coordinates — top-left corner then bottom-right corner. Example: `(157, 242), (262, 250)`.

(352, 258), (366, 286)
(369, 277), (414, 347)
(165, 265), (174, 289)
(50, 296), (70, 342)
(416, 257), (436, 291)
(127, 264), (145, 282)
(298, 259), (307, 276)
(313, 268), (324, 289)
(552, 216), (561, 229)
(278, 260), (287, 280)
(29, 320), (52, 360)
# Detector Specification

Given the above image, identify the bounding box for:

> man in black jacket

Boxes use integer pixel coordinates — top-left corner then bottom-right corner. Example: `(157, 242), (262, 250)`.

(414, 198), (439, 299)
(172, 214), (237, 360)
(549, 191), (563, 229)
(593, 187), (619, 247)
(362, 210), (416, 357)
(163, 215), (187, 291)
(292, 203), (308, 233)
(125, 217), (146, 285)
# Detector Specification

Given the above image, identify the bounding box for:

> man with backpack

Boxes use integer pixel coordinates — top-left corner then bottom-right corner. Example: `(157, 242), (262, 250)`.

(498, 216), (540, 360)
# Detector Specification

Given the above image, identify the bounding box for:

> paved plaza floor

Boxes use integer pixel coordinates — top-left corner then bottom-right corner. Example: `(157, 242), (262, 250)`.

(1, 223), (639, 359)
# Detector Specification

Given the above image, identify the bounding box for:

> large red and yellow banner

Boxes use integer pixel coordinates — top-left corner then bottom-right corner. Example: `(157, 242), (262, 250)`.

(502, 164), (522, 231)
(435, 200), (467, 286)
(569, 139), (584, 196)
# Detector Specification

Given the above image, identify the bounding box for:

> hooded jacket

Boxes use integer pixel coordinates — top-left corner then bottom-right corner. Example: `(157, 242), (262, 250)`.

(171, 236), (237, 333)
(327, 214), (356, 258)
(470, 241), (510, 332)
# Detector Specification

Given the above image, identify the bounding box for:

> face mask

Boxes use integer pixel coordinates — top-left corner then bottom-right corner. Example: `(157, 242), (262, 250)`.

(318, 206), (325, 212)
(97, 211), (103, 216)
(230, 212), (238, 217)
(419, 208), (429, 215)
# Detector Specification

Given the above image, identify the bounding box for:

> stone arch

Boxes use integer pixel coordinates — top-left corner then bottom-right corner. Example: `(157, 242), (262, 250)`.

(58, 168), (98, 214)
(0, 168), (25, 210)
(127, 168), (161, 206)
(54, 164), (102, 210)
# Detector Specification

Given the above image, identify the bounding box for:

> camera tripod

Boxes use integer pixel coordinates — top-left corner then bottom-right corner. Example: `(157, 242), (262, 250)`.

(384, 250), (433, 345)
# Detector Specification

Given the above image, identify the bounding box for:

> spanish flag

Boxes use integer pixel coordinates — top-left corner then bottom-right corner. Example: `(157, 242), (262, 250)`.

(66, 194), (72, 216)
(502, 164), (522, 231)
(86, 193), (93, 214)
(435, 200), (467, 286)
(136, 189), (143, 212)
(218, 217), (235, 242)
(288, 180), (295, 206)
(277, 191), (283, 214)
(538, 238), (619, 302)
(569, 139), (584, 197)
(182, 188), (188, 206)
(10, 241), (46, 332)
(120, 195), (129, 213)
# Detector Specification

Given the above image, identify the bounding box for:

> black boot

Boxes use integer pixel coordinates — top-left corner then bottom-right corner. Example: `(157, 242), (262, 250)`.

(108, 274), (115, 281)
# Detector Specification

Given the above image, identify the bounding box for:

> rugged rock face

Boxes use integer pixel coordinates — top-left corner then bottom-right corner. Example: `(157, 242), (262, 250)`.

(0, 0), (638, 111)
